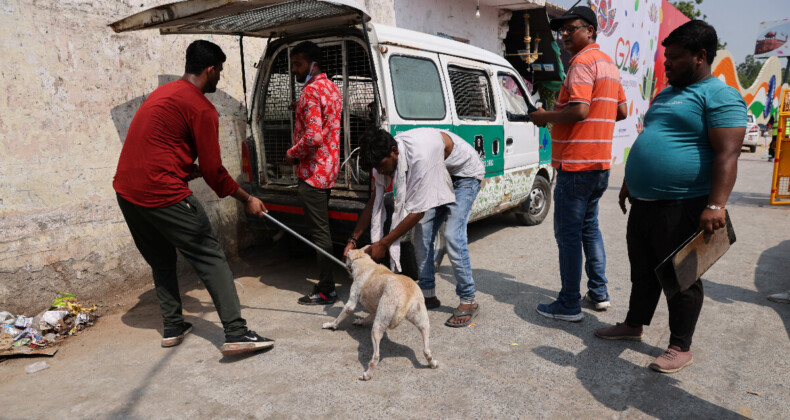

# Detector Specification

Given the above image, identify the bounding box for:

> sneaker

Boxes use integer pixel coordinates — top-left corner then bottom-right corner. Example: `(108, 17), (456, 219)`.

(536, 301), (583, 322)
(161, 322), (192, 348)
(594, 322), (644, 341)
(767, 291), (790, 303)
(297, 288), (337, 305)
(584, 291), (611, 311)
(649, 345), (693, 373)
(220, 330), (275, 356)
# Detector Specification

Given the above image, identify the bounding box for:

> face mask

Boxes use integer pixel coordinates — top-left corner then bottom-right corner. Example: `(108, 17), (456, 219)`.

(302, 62), (316, 84)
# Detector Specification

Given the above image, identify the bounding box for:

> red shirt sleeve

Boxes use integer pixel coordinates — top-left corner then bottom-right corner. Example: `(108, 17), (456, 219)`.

(287, 88), (324, 159)
(192, 108), (239, 198)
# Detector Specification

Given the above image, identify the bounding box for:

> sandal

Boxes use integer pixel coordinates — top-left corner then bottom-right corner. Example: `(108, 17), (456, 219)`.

(445, 304), (479, 328)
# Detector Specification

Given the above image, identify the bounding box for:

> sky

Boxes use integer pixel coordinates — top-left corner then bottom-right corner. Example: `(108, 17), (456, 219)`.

(548, 0), (790, 65)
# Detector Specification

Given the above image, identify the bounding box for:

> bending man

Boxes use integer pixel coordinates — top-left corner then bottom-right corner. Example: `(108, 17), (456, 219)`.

(345, 128), (484, 327)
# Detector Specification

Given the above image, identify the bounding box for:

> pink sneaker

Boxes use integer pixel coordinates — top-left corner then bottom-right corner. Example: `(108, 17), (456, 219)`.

(594, 322), (644, 341)
(649, 345), (693, 373)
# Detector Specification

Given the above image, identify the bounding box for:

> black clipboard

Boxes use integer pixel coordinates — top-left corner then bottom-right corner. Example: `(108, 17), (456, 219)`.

(654, 211), (736, 300)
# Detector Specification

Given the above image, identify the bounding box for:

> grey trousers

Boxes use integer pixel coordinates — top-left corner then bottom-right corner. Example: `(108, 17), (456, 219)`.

(117, 194), (247, 336)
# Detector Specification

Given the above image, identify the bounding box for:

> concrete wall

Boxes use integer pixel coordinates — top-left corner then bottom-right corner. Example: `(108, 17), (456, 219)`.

(0, 0), (265, 313)
(393, 0), (504, 54)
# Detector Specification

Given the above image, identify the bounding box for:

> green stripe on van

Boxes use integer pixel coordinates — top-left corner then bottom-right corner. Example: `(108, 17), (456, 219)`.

(389, 124), (505, 179)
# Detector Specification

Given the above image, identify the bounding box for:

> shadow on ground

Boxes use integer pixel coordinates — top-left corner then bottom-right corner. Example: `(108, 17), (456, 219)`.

(706, 239), (790, 341)
(433, 266), (746, 418)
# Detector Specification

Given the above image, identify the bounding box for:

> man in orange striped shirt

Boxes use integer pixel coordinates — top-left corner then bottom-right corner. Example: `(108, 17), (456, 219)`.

(530, 6), (627, 322)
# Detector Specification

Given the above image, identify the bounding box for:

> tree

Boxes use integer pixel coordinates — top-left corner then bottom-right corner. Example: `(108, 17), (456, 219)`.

(737, 55), (763, 88)
(671, 0), (728, 49)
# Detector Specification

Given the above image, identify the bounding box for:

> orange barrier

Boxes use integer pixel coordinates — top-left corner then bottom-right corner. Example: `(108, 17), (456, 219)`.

(770, 88), (790, 205)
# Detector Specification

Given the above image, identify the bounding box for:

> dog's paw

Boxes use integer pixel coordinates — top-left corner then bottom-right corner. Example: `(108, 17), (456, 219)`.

(322, 322), (336, 330)
(429, 359), (439, 369)
(361, 372), (372, 381)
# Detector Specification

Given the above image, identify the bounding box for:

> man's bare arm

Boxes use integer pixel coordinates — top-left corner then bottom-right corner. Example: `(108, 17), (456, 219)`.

(699, 126), (744, 233)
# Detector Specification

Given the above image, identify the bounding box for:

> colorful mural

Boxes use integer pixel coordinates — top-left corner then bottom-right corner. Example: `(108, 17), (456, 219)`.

(653, 0), (689, 98)
(712, 51), (790, 124)
(594, 0), (661, 164)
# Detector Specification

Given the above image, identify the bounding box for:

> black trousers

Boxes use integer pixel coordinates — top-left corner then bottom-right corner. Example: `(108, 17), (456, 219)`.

(117, 194), (247, 335)
(624, 196), (708, 351)
(296, 180), (335, 294)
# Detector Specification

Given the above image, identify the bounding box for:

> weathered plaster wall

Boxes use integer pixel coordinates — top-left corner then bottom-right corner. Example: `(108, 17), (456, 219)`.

(0, 0), (265, 313)
(393, 0), (503, 54)
(364, 0), (396, 26)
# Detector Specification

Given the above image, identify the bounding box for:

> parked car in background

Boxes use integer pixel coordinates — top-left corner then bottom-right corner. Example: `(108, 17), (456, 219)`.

(743, 113), (759, 153)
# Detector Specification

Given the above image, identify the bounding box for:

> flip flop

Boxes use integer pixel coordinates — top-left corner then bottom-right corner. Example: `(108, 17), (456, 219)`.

(445, 305), (479, 328)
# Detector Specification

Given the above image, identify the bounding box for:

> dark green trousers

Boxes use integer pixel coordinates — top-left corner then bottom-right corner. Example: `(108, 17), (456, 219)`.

(296, 180), (335, 294)
(117, 194), (247, 336)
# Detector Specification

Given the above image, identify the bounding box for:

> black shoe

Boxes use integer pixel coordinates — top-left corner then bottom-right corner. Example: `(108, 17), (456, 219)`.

(424, 297), (441, 310)
(161, 322), (192, 348)
(220, 330), (275, 356)
(297, 288), (337, 305)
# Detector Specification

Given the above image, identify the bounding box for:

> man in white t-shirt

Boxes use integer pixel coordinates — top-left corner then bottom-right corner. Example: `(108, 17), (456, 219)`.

(344, 127), (484, 327)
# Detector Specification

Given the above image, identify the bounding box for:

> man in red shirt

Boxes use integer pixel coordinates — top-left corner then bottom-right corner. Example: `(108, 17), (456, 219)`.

(285, 41), (343, 305)
(114, 40), (274, 355)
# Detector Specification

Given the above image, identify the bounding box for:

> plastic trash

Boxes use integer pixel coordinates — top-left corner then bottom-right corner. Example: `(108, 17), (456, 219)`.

(74, 313), (90, 325)
(0, 311), (14, 325)
(1, 325), (23, 338)
(41, 311), (68, 327)
(25, 361), (49, 374)
(14, 316), (33, 329)
(52, 293), (76, 308)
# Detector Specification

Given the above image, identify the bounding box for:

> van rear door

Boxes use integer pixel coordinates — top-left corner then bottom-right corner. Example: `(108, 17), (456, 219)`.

(109, 0), (370, 36)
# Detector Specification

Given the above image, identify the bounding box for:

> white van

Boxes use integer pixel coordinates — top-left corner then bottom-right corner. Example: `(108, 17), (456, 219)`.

(111, 0), (555, 273)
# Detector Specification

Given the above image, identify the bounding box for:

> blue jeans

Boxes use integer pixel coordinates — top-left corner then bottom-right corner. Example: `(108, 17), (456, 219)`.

(553, 169), (610, 310)
(413, 177), (481, 300)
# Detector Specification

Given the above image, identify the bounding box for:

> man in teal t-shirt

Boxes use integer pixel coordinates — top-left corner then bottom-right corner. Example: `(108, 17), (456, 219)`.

(594, 20), (746, 374)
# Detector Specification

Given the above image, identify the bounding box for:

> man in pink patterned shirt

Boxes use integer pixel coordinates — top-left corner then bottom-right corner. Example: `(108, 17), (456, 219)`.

(286, 41), (343, 305)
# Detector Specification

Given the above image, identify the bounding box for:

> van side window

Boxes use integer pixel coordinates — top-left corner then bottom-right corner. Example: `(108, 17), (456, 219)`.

(499, 74), (532, 121)
(389, 56), (446, 120)
(448, 66), (496, 120)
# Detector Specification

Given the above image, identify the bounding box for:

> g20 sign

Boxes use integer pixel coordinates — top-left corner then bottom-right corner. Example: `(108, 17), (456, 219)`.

(615, 38), (640, 75)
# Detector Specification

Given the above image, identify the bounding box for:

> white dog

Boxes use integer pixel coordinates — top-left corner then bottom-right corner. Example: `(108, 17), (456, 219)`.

(323, 247), (439, 380)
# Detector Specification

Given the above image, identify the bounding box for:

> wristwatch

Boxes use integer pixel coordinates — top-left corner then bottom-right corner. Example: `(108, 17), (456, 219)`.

(706, 204), (724, 210)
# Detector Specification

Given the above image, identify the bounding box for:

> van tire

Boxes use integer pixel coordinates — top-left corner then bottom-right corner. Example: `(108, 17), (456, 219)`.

(515, 175), (551, 226)
(749, 145), (756, 153)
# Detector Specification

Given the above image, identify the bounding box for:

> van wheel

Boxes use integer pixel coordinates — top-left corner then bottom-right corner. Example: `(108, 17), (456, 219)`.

(515, 175), (551, 226)
(749, 145), (756, 153)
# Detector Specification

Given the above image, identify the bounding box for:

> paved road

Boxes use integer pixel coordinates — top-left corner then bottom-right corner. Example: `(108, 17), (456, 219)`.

(2, 150), (788, 419)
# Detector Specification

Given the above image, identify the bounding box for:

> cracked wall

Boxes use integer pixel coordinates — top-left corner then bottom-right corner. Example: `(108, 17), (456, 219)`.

(0, 0), (265, 313)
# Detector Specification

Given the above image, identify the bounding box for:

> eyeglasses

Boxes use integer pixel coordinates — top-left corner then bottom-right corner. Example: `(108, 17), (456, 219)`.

(557, 25), (587, 35)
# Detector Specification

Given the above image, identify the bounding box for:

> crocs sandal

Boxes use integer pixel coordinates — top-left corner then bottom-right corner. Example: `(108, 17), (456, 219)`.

(445, 305), (479, 328)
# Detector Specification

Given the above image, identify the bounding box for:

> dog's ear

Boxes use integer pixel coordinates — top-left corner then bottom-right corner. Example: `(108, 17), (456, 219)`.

(360, 245), (371, 252)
